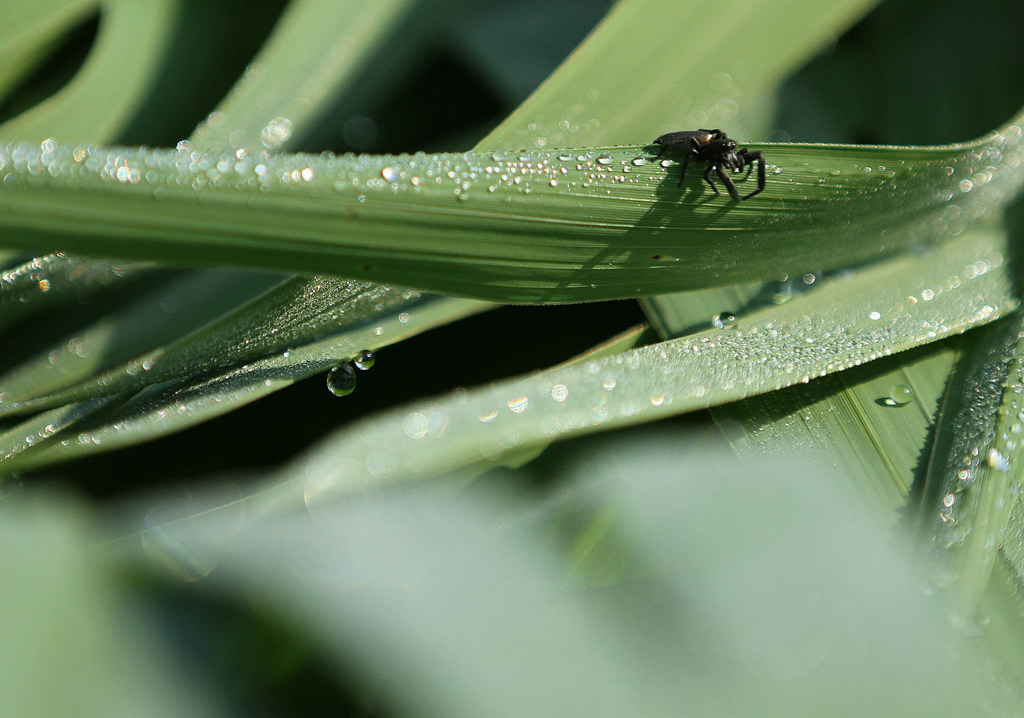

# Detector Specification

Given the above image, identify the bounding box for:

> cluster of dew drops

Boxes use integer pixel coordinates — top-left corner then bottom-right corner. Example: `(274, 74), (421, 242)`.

(326, 349), (376, 397)
(358, 147), (663, 204)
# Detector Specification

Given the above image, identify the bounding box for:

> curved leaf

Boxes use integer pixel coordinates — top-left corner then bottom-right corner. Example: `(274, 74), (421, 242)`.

(0, 0), (96, 99)
(0, 0), (183, 143)
(1, 294), (486, 471)
(919, 313), (1024, 618)
(278, 221), (1015, 504)
(1, 123), (1022, 303)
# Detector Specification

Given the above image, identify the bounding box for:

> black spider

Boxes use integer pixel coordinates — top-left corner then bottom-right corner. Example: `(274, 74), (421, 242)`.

(652, 129), (765, 201)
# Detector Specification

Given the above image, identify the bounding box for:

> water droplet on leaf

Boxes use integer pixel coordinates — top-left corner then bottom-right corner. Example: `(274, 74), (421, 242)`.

(881, 383), (913, 407)
(354, 349), (375, 371)
(712, 312), (737, 329)
(987, 447), (1012, 472)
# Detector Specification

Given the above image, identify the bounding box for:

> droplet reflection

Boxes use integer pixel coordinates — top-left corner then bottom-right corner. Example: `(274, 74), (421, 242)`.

(326, 363), (357, 397)
(354, 350), (376, 370)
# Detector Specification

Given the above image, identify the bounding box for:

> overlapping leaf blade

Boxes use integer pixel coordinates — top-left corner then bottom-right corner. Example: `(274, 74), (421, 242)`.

(1, 0), (182, 143)
(1, 127), (1021, 302)
(0, 0), (485, 470)
(258, 221), (1012, 508)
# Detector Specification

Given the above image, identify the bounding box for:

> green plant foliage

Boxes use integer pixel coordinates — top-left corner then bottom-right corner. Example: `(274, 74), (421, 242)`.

(4, 0), (1024, 713)
(1, 292), (487, 470)
(0, 492), (219, 716)
(0, 0), (485, 471)
(0, 127), (1020, 302)
(919, 313), (1024, 618)
(1, 0), (182, 143)
(283, 220), (1013, 506)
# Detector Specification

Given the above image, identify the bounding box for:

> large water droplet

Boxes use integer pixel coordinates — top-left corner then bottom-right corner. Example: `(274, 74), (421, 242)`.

(711, 312), (737, 329)
(881, 383), (913, 407)
(261, 117), (293, 149)
(326, 364), (357, 397)
(771, 279), (793, 305)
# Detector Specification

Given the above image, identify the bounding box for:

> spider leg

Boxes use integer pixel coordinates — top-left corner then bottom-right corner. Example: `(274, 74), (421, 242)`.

(734, 149), (756, 182)
(678, 150), (695, 188)
(740, 150), (766, 200)
(715, 163), (741, 201)
(704, 162), (721, 195)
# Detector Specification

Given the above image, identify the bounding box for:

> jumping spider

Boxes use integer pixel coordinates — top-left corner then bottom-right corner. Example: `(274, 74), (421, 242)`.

(652, 129), (766, 201)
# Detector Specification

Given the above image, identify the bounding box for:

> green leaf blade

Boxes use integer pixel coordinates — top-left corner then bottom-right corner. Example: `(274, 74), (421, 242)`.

(1, 127), (1022, 303)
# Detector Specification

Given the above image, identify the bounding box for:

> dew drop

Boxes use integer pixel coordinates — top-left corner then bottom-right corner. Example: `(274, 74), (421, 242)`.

(261, 117), (293, 149)
(381, 166), (399, 182)
(403, 412), (430, 439)
(508, 396), (529, 414)
(771, 281), (794, 305)
(987, 447), (1012, 472)
(711, 312), (737, 329)
(326, 364), (357, 397)
(881, 383), (913, 407)
(353, 349), (376, 370)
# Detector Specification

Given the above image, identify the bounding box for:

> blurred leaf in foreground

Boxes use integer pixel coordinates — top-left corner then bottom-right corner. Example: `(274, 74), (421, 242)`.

(133, 436), (1008, 716)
